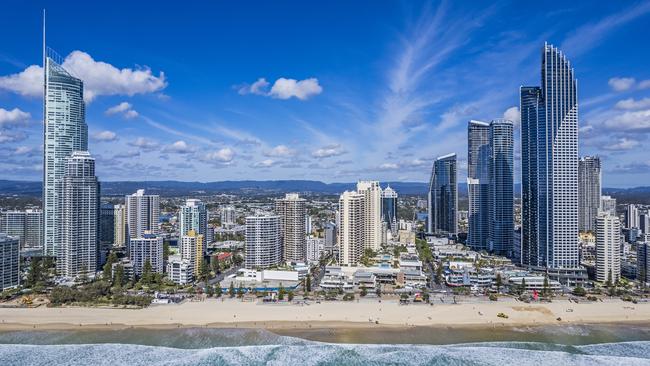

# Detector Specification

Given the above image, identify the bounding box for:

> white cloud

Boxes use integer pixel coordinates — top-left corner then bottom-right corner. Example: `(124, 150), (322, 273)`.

(238, 77), (322, 100)
(616, 97), (650, 110)
(264, 144), (296, 157)
(312, 144), (346, 159)
(92, 130), (118, 142)
(604, 109), (650, 132)
(0, 107), (30, 128)
(608, 77), (636, 92)
(378, 163), (399, 170)
(0, 131), (27, 143)
(503, 106), (521, 127)
(0, 51), (167, 102)
(128, 137), (159, 151)
(14, 146), (35, 155)
(639, 80), (650, 89)
(269, 78), (322, 100)
(163, 140), (195, 154)
(105, 102), (138, 119)
(113, 150), (140, 159)
(604, 137), (640, 151)
(252, 159), (277, 168)
(204, 147), (235, 163)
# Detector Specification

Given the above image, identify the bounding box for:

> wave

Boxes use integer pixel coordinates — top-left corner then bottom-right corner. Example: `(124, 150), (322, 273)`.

(1, 341), (650, 366)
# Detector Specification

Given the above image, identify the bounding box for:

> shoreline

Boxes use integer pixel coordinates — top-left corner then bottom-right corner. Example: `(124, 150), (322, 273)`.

(0, 298), (648, 332)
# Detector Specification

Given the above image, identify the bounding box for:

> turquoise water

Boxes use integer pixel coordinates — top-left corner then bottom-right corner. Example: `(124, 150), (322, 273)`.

(1, 327), (650, 365)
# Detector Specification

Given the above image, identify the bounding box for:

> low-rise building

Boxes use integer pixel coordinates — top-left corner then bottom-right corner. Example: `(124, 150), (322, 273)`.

(166, 255), (193, 285)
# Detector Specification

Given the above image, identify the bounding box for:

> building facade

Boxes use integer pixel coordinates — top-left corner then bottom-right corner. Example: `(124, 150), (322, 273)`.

(113, 204), (126, 246)
(180, 230), (205, 277)
(520, 44), (579, 270)
(125, 189), (160, 242)
(338, 191), (365, 266)
(595, 213), (621, 283)
(627, 204), (639, 229)
(99, 203), (115, 244)
(43, 53), (87, 257)
(428, 154), (458, 235)
(0, 209), (42, 249)
(245, 214), (281, 269)
(166, 255), (193, 285)
(129, 233), (163, 277)
(601, 196), (616, 216)
(0, 234), (20, 290)
(488, 119), (514, 256)
(56, 151), (99, 278)
(357, 181), (383, 251)
(638, 242), (650, 284)
(221, 206), (236, 228)
(275, 193), (307, 263)
(306, 236), (325, 263)
(179, 199), (208, 239)
(381, 185), (398, 234)
(578, 156), (602, 232)
(467, 120), (490, 251)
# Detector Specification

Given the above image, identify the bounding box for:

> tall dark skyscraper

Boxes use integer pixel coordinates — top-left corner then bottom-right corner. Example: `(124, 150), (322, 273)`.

(488, 119), (514, 256)
(467, 120), (490, 251)
(467, 120), (514, 256)
(521, 43), (580, 274)
(428, 154), (457, 235)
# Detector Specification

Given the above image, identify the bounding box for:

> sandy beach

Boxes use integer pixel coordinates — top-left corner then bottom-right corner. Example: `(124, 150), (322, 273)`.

(0, 297), (648, 331)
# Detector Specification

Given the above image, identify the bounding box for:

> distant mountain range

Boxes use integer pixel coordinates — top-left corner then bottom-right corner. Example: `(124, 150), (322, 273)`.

(0, 180), (648, 203)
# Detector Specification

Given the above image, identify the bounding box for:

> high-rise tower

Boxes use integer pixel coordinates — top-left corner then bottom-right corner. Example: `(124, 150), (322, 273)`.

(275, 193), (307, 263)
(42, 20), (88, 257)
(521, 43), (579, 270)
(467, 120), (490, 251)
(578, 156), (601, 232)
(428, 154), (457, 235)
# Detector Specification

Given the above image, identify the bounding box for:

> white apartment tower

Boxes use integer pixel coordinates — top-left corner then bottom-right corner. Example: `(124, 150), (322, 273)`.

(601, 196), (616, 216)
(357, 181), (382, 251)
(56, 151), (99, 278)
(129, 233), (163, 276)
(245, 214), (282, 269)
(179, 199), (208, 238)
(125, 189), (160, 242)
(275, 193), (307, 262)
(595, 213), (621, 283)
(338, 191), (365, 266)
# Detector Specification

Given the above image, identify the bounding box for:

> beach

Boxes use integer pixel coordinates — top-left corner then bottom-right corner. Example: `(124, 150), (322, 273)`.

(0, 297), (648, 331)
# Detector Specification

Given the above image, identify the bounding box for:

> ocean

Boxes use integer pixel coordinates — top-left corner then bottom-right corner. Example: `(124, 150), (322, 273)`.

(1, 325), (650, 365)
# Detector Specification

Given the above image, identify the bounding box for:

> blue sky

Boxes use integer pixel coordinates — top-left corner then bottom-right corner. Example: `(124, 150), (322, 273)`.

(1, 1), (649, 187)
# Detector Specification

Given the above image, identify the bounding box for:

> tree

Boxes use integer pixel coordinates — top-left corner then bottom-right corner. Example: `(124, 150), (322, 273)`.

(211, 257), (220, 274)
(305, 275), (312, 292)
(376, 285), (382, 298)
(113, 265), (125, 288)
(103, 252), (118, 282)
(435, 261), (443, 285)
(573, 285), (586, 297)
(200, 259), (210, 282)
(495, 273), (503, 293)
(542, 275), (549, 296)
(25, 258), (43, 288)
(278, 283), (286, 300)
(287, 291), (294, 302)
(141, 260), (153, 285)
(229, 282), (235, 298)
(237, 283), (244, 298)
(520, 278), (526, 294)
(215, 283), (223, 297)
(206, 285), (215, 297)
(233, 255), (244, 267)
(163, 242), (170, 262)
(360, 284), (367, 297)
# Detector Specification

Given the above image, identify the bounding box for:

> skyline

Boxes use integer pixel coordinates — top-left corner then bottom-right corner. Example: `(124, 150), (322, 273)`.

(1, 2), (650, 187)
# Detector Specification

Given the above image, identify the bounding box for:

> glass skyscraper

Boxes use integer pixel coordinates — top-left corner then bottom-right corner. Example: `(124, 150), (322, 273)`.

(488, 119), (514, 256)
(467, 120), (513, 256)
(43, 52), (87, 257)
(521, 43), (579, 270)
(428, 154), (457, 235)
(467, 120), (490, 251)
